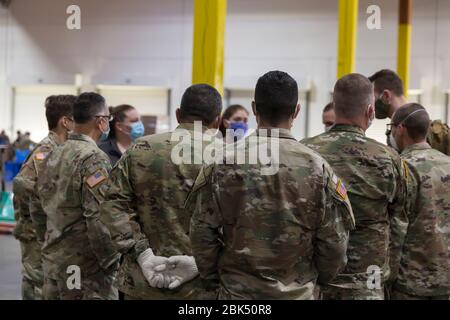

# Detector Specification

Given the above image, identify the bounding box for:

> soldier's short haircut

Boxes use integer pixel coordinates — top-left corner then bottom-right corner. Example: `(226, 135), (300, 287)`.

(368, 69), (404, 96)
(392, 103), (430, 141)
(333, 73), (374, 119)
(45, 95), (76, 130)
(180, 84), (223, 126)
(73, 92), (107, 124)
(254, 70), (298, 125)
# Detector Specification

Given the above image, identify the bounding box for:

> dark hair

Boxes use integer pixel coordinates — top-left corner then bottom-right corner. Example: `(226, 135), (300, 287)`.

(45, 95), (76, 130)
(180, 84), (223, 126)
(108, 104), (136, 139)
(323, 102), (334, 113)
(73, 92), (107, 124)
(219, 104), (249, 137)
(254, 71), (298, 125)
(392, 103), (430, 141)
(333, 73), (373, 119)
(368, 69), (404, 96)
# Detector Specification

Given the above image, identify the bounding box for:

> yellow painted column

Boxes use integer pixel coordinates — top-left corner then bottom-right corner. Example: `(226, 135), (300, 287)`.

(397, 0), (412, 97)
(192, 0), (227, 95)
(337, 0), (359, 79)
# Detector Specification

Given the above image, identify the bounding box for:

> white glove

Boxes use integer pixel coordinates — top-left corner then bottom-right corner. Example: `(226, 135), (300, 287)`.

(154, 255), (199, 290)
(137, 248), (172, 289)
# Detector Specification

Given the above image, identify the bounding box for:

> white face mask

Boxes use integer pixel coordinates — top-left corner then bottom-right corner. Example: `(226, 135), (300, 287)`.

(325, 125), (333, 132)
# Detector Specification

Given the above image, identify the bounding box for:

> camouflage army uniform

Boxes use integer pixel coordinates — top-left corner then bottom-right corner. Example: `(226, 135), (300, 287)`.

(12, 131), (60, 300)
(390, 142), (450, 299)
(427, 120), (450, 156)
(100, 123), (219, 299)
(37, 133), (119, 300)
(302, 124), (407, 300)
(189, 128), (355, 300)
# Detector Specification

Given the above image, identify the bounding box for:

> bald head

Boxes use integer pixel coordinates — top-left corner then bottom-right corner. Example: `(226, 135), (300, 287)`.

(333, 74), (374, 119)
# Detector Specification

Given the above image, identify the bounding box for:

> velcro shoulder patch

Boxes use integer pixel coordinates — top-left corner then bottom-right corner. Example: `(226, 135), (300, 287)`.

(86, 170), (107, 188)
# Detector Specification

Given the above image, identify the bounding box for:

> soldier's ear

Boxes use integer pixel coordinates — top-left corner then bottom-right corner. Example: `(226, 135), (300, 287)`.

(176, 108), (181, 124)
(293, 104), (301, 120)
(211, 115), (221, 129)
(382, 89), (392, 102)
(252, 101), (257, 117)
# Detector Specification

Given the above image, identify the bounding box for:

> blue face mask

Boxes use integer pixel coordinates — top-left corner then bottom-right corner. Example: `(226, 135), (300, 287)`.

(229, 121), (248, 141)
(100, 126), (110, 142)
(130, 121), (145, 141)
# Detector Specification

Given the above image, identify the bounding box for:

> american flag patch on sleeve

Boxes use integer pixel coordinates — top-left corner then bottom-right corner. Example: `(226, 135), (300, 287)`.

(35, 152), (47, 160)
(336, 179), (348, 200)
(86, 170), (107, 188)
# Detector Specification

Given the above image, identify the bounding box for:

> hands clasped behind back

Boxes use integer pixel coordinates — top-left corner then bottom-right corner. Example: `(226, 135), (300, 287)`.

(137, 249), (199, 290)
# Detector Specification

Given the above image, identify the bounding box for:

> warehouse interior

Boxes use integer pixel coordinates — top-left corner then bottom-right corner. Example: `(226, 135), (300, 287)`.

(0, 0), (449, 300)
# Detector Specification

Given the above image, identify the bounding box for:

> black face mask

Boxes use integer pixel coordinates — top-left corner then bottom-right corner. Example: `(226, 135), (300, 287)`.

(375, 98), (390, 119)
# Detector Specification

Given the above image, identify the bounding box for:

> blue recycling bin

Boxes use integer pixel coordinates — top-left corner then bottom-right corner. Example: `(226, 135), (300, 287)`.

(3, 161), (22, 182)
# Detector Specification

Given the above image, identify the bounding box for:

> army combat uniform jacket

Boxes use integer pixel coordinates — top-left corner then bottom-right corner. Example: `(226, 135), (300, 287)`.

(38, 133), (118, 299)
(393, 142), (450, 298)
(13, 131), (60, 299)
(302, 124), (407, 300)
(100, 123), (218, 299)
(189, 128), (355, 300)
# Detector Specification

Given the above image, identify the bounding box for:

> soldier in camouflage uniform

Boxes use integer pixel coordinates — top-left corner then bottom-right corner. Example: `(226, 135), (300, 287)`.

(388, 103), (449, 300)
(302, 74), (407, 300)
(369, 69), (450, 155)
(188, 71), (355, 300)
(13, 95), (76, 300)
(37, 93), (119, 300)
(99, 84), (223, 299)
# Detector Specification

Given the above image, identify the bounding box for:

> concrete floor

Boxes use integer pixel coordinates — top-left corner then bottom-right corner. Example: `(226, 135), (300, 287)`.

(0, 233), (22, 300)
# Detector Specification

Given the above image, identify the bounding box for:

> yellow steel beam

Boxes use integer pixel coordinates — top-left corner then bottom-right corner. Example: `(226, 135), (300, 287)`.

(192, 0), (227, 95)
(337, 0), (359, 78)
(397, 0), (412, 97)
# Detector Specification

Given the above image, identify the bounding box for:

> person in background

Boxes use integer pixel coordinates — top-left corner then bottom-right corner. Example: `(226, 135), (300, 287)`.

(369, 69), (450, 155)
(219, 104), (249, 143)
(388, 103), (449, 300)
(322, 102), (335, 132)
(16, 132), (36, 151)
(0, 130), (10, 145)
(13, 94), (76, 300)
(14, 131), (23, 145)
(37, 92), (119, 300)
(98, 104), (144, 166)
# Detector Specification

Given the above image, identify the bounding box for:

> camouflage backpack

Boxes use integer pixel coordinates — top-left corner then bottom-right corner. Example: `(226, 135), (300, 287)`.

(427, 120), (450, 156)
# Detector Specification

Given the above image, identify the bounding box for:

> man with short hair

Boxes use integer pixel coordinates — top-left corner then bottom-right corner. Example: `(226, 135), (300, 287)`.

(369, 69), (450, 155)
(38, 92), (119, 300)
(388, 103), (449, 300)
(322, 102), (335, 132)
(99, 84), (223, 299)
(13, 95), (76, 300)
(302, 73), (407, 300)
(188, 71), (355, 300)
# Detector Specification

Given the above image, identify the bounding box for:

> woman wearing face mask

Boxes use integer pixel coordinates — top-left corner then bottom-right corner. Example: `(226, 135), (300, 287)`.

(98, 104), (145, 165)
(219, 104), (249, 143)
